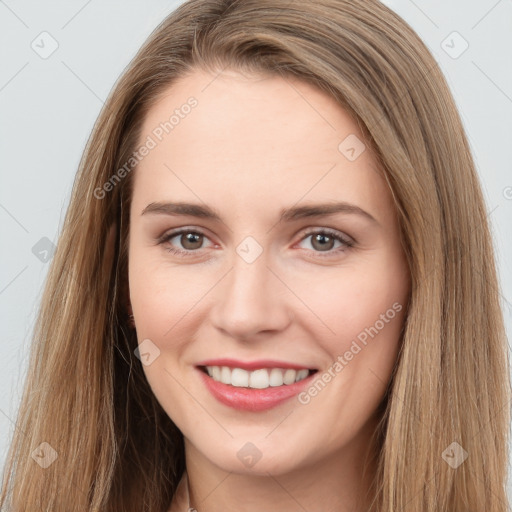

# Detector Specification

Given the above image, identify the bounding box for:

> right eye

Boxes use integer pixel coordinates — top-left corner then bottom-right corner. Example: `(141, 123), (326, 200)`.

(158, 228), (215, 256)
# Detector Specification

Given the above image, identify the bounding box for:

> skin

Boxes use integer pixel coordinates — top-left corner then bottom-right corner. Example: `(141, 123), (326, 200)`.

(128, 68), (411, 512)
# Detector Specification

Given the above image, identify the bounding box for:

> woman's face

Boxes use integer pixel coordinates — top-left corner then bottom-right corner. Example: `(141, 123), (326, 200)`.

(128, 68), (410, 476)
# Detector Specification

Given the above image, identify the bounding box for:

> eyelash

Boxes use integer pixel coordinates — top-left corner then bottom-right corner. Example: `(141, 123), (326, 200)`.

(157, 227), (354, 259)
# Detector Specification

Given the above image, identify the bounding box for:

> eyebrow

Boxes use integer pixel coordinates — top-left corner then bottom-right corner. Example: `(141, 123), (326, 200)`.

(141, 201), (378, 225)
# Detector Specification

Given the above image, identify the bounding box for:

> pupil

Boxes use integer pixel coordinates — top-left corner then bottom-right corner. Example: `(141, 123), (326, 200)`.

(313, 234), (333, 251)
(183, 233), (202, 249)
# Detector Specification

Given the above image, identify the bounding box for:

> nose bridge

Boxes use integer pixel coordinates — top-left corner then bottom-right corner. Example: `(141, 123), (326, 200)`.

(225, 246), (273, 315)
(211, 242), (290, 338)
(231, 245), (270, 298)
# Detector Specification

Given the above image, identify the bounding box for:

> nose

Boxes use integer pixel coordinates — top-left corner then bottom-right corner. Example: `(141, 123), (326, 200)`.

(210, 250), (293, 341)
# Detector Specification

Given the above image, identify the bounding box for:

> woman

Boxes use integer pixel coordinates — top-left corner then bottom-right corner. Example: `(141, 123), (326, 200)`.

(1, 1), (510, 511)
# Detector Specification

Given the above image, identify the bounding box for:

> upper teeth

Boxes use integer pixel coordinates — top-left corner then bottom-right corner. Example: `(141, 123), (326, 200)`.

(205, 366), (310, 389)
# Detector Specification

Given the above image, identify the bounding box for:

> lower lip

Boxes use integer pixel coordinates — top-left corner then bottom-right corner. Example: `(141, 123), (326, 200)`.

(197, 368), (316, 412)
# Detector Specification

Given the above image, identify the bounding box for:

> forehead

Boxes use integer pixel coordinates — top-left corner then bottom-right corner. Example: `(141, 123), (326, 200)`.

(139, 68), (362, 162)
(131, 68), (392, 223)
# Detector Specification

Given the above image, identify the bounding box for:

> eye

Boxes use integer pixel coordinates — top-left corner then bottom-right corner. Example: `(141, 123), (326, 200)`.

(296, 228), (354, 257)
(158, 228), (214, 257)
(157, 227), (354, 258)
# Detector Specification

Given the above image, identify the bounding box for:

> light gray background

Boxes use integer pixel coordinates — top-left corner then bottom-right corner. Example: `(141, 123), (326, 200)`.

(1, 0), (511, 503)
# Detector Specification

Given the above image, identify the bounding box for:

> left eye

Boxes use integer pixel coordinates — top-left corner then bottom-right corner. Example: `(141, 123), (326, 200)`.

(158, 228), (353, 257)
(297, 229), (353, 254)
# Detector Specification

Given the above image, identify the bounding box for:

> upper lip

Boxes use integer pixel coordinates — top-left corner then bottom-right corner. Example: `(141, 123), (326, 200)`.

(196, 358), (317, 371)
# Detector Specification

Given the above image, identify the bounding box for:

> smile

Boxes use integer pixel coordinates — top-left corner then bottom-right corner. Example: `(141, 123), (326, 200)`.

(199, 365), (316, 389)
(195, 359), (319, 412)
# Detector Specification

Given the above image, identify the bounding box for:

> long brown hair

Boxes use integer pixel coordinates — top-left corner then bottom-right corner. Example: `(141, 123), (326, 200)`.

(1, 1), (510, 510)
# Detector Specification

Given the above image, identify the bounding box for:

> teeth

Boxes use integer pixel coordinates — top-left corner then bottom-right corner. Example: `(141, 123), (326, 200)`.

(212, 366), (221, 381)
(269, 368), (284, 386)
(204, 366), (310, 389)
(232, 368), (249, 387)
(249, 369), (269, 389)
(284, 369), (297, 385)
(220, 366), (231, 385)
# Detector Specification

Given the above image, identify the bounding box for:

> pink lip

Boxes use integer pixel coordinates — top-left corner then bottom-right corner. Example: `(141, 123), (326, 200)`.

(196, 367), (317, 412)
(195, 358), (315, 371)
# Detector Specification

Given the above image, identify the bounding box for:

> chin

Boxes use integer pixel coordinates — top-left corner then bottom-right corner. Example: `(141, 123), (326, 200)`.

(198, 441), (310, 477)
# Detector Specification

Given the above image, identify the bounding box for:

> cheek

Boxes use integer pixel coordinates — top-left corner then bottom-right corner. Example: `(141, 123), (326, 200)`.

(128, 247), (215, 346)
(293, 268), (407, 440)
(294, 259), (408, 409)
(297, 264), (407, 345)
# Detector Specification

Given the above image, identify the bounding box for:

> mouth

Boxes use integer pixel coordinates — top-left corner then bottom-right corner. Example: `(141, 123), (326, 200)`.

(197, 365), (318, 389)
(196, 363), (319, 412)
